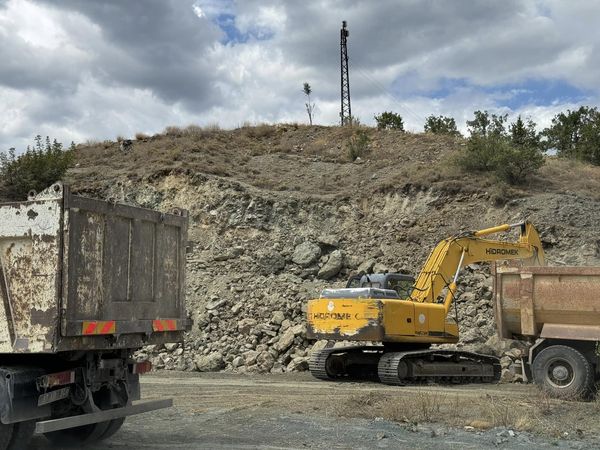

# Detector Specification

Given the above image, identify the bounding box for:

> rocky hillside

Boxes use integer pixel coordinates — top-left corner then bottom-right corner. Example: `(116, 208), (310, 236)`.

(66, 124), (600, 379)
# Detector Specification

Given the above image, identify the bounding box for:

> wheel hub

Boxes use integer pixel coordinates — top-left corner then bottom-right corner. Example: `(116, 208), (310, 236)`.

(546, 359), (574, 387)
(552, 365), (569, 382)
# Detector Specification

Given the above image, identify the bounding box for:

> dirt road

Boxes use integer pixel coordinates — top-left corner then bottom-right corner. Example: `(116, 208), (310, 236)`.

(29, 372), (597, 449)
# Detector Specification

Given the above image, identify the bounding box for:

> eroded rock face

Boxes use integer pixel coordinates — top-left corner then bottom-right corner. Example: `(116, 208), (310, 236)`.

(112, 172), (599, 379)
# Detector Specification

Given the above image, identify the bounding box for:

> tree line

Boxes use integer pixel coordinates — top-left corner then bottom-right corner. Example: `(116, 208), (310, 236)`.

(373, 107), (600, 183)
(0, 135), (74, 200)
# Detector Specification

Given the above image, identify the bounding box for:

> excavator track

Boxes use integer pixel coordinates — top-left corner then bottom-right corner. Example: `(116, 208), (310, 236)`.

(378, 352), (409, 385)
(378, 349), (501, 385)
(310, 346), (500, 385)
(308, 347), (340, 380)
(308, 346), (382, 381)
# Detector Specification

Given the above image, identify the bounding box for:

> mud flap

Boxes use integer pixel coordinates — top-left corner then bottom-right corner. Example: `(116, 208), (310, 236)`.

(0, 367), (50, 425)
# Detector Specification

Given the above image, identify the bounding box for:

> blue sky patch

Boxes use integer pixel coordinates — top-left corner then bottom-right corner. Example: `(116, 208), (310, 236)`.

(215, 13), (246, 43)
(485, 79), (589, 109)
(213, 13), (274, 44)
(425, 77), (471, 98)
(390, 74), (589, 109)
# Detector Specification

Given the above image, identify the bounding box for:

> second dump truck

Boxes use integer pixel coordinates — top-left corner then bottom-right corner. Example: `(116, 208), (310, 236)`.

(0, 183), (189, 449)
(495, 264), (600, 398)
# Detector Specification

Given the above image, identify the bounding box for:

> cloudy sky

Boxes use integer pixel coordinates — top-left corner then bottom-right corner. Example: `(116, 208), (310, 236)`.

(1, 0), (599, 151)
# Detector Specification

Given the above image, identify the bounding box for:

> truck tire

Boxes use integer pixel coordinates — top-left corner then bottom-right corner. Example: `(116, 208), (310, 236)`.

(44, 421), (111, 447)
(7, 421), (35, 450)
(532, 345), (594, 399)
(0, 424), (13, 450)
(98, 418), (126, 441)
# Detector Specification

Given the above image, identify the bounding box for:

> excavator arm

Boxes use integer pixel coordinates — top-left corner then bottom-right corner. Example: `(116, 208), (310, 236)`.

(411, 221), (545, 314)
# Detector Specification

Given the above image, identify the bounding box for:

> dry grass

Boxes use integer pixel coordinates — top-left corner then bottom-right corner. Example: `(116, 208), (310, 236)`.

(537, 157), (600, 199)
(337, 389), (447, 424)
(67, 124), (600, 203)
(334, 387), (600, 438)
(241, 123), (276, 139)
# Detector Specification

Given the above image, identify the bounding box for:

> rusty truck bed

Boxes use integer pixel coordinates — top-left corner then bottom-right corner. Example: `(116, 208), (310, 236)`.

(0, 183), (188, 353)
(494, 265), (600, 341)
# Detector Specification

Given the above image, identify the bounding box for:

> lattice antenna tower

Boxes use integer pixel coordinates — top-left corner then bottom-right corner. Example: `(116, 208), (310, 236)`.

(340, 20), (352, 126)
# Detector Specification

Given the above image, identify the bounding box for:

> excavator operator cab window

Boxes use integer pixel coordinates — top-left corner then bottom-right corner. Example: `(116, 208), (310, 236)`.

(346, 275), (362, 289)
(386, 278), (413, 298)
(346, 273), (415, 298)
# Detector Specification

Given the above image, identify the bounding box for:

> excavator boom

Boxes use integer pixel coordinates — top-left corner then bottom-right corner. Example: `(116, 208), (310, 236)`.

(411, 221), (544, 313)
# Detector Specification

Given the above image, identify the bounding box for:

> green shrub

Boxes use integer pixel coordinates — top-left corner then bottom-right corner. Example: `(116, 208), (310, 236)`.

(543, 106), (600, 165)
(0, 136), (74, 200)
(458, 111), (545, 184)
(347, 130), (370, 161)
(459, 134), (505, 172)
(494, 144), (544, 184)
(458, 135), (544, 184)
(374, 111), (404, 130)
(424, 115), (460, 136)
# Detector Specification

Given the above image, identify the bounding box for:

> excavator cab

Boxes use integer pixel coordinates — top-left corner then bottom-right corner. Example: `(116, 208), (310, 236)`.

(345, 273), (414, 298)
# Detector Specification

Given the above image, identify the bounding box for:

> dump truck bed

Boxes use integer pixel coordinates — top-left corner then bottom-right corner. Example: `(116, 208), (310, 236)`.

(0, 183), (188, 354)
(494, 265), (600, 341)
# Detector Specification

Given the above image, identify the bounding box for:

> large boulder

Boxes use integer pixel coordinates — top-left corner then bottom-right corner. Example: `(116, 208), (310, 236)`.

(194, 352), (224, 372)
(256, 351), (275, 372)
(292, 242), (321, 267)
(275, 328), (296, 352)
(317, 250), (344, 279)
(271, 311), (286, 325)
(287, 357), (309, 372)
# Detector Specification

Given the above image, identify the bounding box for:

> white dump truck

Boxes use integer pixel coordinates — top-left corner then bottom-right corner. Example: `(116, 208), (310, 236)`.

(0, 183), (189, 448)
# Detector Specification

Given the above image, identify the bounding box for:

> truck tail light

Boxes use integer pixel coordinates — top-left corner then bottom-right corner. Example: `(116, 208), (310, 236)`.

(133, 361), (152, 375)
(37, 370), (76, 390)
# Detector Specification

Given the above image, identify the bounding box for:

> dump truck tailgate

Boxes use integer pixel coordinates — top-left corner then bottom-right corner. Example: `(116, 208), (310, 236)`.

(0, 184), (188, 354)
(61, 192), (186, 337)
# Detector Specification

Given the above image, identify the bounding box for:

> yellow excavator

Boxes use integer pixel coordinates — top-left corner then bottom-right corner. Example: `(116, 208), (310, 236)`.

(306, 221), (545, 385)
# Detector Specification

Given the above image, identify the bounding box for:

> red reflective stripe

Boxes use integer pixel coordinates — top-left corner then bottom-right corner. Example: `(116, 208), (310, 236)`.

(83, 322), (97, 335)
(82, 321), (116, 335)
(100, 321), (115, 334)
(133, 361), (153, 374)
(153, 319), (178, 332)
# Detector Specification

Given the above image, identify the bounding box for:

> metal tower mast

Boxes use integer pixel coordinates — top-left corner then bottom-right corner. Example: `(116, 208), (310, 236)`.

(340, 20), (351, 126)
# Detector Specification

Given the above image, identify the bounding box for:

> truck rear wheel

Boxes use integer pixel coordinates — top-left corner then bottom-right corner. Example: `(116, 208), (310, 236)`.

(44, 421), (112, 447)
(0, 424), (13, 450)
(0, 421), (35, 450)
(7, 421), (35, 450)
(98, 418), (126, 441)
(532, 345), (594, 399)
